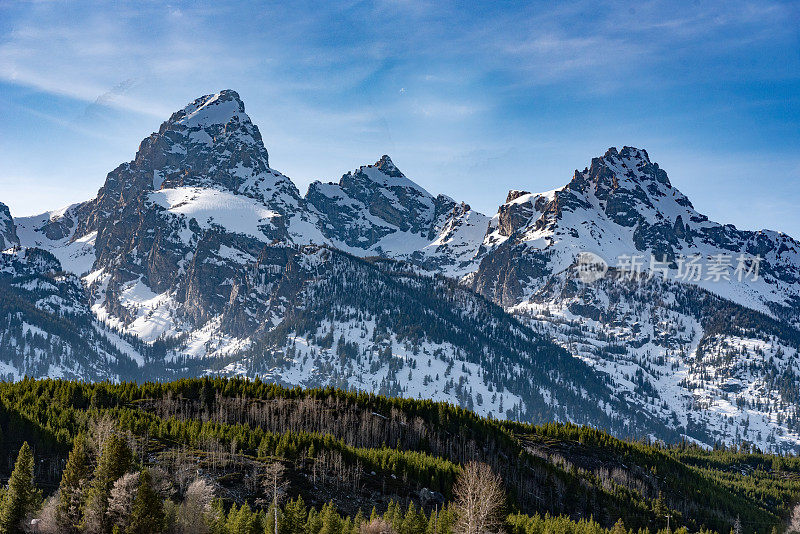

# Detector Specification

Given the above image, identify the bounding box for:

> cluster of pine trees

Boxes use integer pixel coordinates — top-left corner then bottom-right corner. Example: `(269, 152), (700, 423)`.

(0, 435), (164, 533)
(0, 437), (726, 534)
(0, 378), (797, 534)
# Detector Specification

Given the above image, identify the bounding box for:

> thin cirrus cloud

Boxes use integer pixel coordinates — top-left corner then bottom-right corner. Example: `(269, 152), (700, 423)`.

(0, 0), (798, 237)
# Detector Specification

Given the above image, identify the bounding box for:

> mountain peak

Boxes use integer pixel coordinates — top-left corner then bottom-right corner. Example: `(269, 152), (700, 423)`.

(602, 146), (651, 165)
(137, 88), (274, 175)
(569, 145), (673, 195)
(506, 190), (531, 203)
(167, 89), (247, 129)
(373, 155), (403, 178)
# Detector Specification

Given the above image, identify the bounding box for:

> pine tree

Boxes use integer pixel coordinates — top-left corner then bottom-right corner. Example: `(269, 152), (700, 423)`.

(126, 469), (165, 534)
(0, 442), (41, 534)
(83, 434), (135, 534)
(282, 496), (308, 534)
(228, 502), (261, 534)
(319, 502), (341, 534)
(612, 518), (627, 534)
(401, 503), (426, 534)
(305, 507), (323, 534)
(57, 433), (92, 533)
(208, 499), (227, 534)
(353, 509), (365, 533)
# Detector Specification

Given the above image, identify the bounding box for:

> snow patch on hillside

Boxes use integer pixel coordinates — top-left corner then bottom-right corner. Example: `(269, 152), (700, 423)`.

(148, 187), (280, 241)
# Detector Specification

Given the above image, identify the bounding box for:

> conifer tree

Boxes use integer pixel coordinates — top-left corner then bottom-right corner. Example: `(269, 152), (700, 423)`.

(612, 518), (627, 534)
(127, 469), (165, 534)
(57, 433), (92, 533)
(83, 434), (135, 534)
(208, 499), (228, 534)
(353, 509), (365, 533)
(320, 502), (342, 534)
(402, 503), (426, 534)
(0, 442), (40, 534)
(305, 507), (323, 534)
(283, 495), (308, 534)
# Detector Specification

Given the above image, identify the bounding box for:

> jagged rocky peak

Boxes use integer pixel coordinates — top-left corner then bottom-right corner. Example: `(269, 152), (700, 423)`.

(343, 154), (432, 197)
(167, 89), (247, 128)
(557, 146), (695, 232)
(67, 89), (307, 330)
(485, 188), (557, 241)
(374, 154), (403, 177)
(152, 89), (269, 162)
(0, 201), (19, 250)
(76, 89), (301, 239)
(568, 146), (687, 203)
(141, 90), (278, 185)
(506, 190), (531, 203)
(305, 154), (440, 250)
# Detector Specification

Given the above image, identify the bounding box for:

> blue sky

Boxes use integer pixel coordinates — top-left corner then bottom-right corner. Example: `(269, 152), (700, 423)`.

(1, 1), (799, 236)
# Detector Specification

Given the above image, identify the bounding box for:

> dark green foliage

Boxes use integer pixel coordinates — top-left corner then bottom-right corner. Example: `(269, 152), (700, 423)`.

(126, 469), (164, 534)
(0, 442), (41, 534)
(82, 434), (135, 534)
(282, 495), (308, 534)
(57, 433), (92, 532)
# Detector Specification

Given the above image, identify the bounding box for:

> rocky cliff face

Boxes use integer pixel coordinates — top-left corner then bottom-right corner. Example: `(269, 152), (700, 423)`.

(0, 202), (19, 250)
(63, 91), (310, 345)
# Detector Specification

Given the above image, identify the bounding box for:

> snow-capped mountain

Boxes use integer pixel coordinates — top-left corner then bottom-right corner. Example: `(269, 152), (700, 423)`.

(4, 90), (800, 452)
(306, 155), (489, 274)
(471, 146), (800, 319)
(467, 146), (800, 452)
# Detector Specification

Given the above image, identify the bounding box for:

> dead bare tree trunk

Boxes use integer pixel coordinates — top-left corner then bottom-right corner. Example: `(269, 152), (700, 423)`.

(453, 461), (505, 534)
(263, 461), (287, 534)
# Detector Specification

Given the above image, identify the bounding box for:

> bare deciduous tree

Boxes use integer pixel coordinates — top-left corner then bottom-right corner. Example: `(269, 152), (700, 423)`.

(788, 503), (800, 534)
(107, 472), (140, 530)
(262, 462), (288, 534)
(262, 461), (287, 501)
(88, 414), (117, 455)
(33, 496), (60, 534)
(177, 478), (216, 534)
(360, 518), (396, 534)
(453, 461), (505, 534)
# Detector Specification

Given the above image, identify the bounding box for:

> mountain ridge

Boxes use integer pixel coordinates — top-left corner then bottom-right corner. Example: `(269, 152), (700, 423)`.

(3, 90), (800, 453)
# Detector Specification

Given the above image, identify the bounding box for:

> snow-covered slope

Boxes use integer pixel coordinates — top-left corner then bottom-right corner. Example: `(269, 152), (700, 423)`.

(0, 246), (144, 380)
(15, 203), (96, 275)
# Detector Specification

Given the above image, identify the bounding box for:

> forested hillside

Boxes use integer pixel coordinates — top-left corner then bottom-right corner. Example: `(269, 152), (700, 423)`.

(0, 378), (797, 534)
